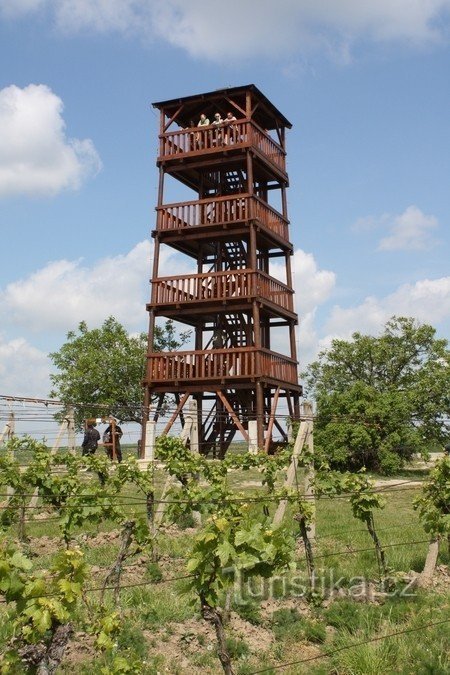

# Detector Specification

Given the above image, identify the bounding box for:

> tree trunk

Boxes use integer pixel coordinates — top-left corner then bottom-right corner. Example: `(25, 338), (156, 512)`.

(222, 588), (233, 626)
(18, 498), (27, 542)
(200, 596), (234, 675)
(146, 491), (158, 562)
(365, 513), (388, 578)
(295, 513), (315, 591)
(101, 520), (135, 604)
(43, 623), (74, 675)
(21, 624), (73, 675)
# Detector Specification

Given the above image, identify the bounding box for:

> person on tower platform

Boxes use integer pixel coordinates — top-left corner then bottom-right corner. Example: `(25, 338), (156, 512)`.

(212, 112), (224, 145)
(224, 111), (237, 144)
(196, 113), (210, 149)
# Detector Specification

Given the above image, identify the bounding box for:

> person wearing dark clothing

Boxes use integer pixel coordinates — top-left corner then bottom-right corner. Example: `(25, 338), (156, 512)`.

(81, 423), (100, 456)
(103, 422), (123, 463)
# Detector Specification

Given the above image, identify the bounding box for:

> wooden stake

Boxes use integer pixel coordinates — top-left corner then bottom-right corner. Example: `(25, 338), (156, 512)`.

(272, 420), (309, 527)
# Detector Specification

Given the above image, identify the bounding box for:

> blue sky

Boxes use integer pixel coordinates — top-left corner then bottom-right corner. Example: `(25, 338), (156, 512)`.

(1, 0), (450, 398)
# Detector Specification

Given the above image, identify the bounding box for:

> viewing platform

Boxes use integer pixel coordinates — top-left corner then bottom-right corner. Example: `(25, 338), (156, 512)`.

(156, 194), (289, 244)
(158, 119), (287, 181)
(148, 269), (295, 320)
(146, 347), (300, 390)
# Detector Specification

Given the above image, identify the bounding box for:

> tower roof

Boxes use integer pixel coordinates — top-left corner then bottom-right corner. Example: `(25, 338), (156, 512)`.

(152, 84), (292, 131)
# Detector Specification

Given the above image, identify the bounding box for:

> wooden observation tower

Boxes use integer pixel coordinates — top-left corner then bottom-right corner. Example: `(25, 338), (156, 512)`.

(143, 85), (301, 456)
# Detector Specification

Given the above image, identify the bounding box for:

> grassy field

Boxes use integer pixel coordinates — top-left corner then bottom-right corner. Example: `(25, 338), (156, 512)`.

(0, 454), (449, 674)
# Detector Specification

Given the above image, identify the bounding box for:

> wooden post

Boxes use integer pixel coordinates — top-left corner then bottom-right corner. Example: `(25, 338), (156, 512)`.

(0, 411), (15, 445)
(3, 410), (16, 499)
(188, 398), (199, 454)
(272, 420), (309, 527)
(302, 401), (315, 540)
(51, 416), (70, 455)
(248, 420), (258, 454)
(256, 382), (264, 450)
(179, 404), (193, 445)
(67, 406), (76, 454)
(144, 421), (156, 461)
(417, 538), (440, 587)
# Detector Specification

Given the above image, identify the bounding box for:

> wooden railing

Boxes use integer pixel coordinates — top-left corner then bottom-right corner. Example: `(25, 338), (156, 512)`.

(257, 272), (294, 311)
(156, 194), (288, 240)
(151, 270), (293, 312)
(157, 195), (248, 231)
(158, 119), (285, 171)
(146, 348), (298, 384)
(259, 349), (298, 385)
(250, 123), (285, 170)
(252, 197), (288, 240)
(160, 120), (249, 157)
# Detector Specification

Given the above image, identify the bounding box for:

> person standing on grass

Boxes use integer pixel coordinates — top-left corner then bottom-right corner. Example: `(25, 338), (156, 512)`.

(103, 419), (123, 463)
(81, 422), (100, 457)
(444, 442), (450, 457)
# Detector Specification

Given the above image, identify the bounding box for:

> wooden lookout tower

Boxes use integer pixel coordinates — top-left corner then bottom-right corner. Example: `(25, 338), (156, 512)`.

(142, 85), (301, 456)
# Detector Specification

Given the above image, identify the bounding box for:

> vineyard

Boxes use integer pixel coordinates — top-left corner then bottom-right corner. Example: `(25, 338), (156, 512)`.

(0, 421), (449, 675)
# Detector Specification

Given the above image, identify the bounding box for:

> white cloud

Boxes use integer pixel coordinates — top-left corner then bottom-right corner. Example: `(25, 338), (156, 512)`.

(53, 0), (153, 35)
(0, 241), (195, 334)
(0, 0), (46, 18)
(0, 241), (192, 396)
(0, 242), (149, 332)
(271, 248), (336, 366)
(0, 84), (101, 197)
(272, 248), (336, 315)
(3, 1), (450, 61)
(377, 205), (439, 251)
(0, 336), (50, 397)
(323, 276), (450, 342)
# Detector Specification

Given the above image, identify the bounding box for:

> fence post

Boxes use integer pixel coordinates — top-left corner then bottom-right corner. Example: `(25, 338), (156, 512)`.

(302, 401), (315, 540)
(272, 420), (309, 527)
(248, 420), (258, 454)
(188, 398), (199, 454)
(144, 421), (156, 461)
(0, 411), (15, 446)
(67, 406), (76, 455)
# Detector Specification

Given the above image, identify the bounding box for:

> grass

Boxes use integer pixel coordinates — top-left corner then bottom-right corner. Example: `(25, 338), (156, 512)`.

(0, 459), (448, 674)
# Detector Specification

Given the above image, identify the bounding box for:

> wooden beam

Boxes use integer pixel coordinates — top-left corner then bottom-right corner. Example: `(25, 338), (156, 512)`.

(216, 390), (249, 441)
(164, 104), (184, 132)
(250, 101), (260, 118)
(162, 392), (190, 435)
(273, 416), (288, 441)
(264, 386), (280, 453)
(153, 393), (165, 423)
(224, 96), (246, 117)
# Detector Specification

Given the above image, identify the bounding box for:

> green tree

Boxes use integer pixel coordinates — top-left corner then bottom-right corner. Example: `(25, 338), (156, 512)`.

(303, 316), (450, 473)
(49, 316), (189, 428)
